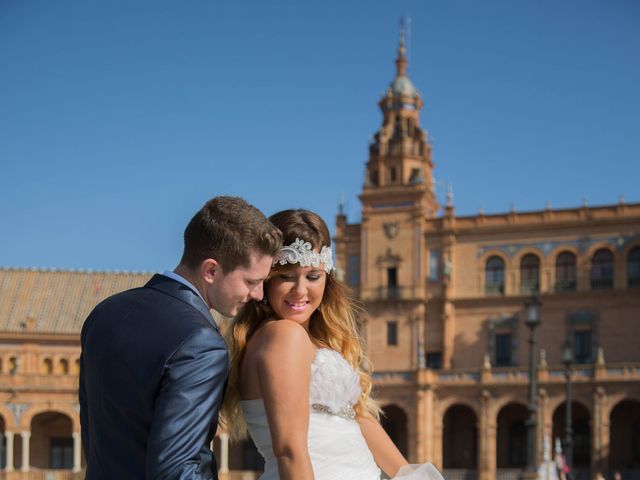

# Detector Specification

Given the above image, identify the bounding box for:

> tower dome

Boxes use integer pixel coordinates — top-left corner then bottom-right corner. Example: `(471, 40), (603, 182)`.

(386, 24), (419, 99)
(389, 76), (418, 97)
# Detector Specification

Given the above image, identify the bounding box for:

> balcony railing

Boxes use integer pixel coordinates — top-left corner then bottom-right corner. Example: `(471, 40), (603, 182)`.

(0, 374), (78, 391)
(374, 362), (640, 387)
(555, 278), (577, 292)
(591, 277), (613, 289)
(495, 469), (522, 480)
(441, 469), (476, 480)
(484, 283), (504, 296)
(359, 286), (425, 301)
(629, 275), (640, 287)
(0, 471), (83, 480)
(519, 279), (539, 294)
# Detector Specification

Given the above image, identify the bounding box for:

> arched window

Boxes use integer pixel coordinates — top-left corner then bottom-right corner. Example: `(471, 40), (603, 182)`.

(44, 358), (53, 375)
(556, 251), (577, 291)
(9, 357), (18, 375)
(628, 246), (640, 287)
(591, 249), (614, 289)
(485, 256), (505, 295)
(60, 359), (69, 375)
(520, 254), (540, 294)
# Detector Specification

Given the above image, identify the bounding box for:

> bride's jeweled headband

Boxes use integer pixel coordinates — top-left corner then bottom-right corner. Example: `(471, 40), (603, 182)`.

(273, 238), (334, 274)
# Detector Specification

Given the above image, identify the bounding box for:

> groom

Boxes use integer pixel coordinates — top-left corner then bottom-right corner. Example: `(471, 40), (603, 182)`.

(80, 196), (282, 479)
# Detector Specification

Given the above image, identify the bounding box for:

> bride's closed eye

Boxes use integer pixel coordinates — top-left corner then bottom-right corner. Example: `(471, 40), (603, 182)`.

(275, 272), (323, 281)
(277, 273), (296, 281)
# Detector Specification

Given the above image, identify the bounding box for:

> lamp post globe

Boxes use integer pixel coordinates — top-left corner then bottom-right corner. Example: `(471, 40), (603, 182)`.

(525, 294), (541, 328)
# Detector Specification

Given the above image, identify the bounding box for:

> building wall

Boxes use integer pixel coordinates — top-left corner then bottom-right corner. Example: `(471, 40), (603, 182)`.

(336, 204), (640, 479)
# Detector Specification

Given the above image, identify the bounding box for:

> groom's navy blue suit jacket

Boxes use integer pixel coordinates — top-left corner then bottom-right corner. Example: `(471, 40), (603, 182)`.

(80, 274), (228, 480)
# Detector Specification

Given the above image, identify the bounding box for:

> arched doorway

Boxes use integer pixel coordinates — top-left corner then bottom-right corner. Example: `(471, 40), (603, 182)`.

(30, 412), (73, 469)
(496, 403), (528, 469)
(228, 437), (264, 473)
(609, 399), (640, 478)
(553, 401), (591, 479)
(381, 404), (408, 457)
(443, 404), (478, 476)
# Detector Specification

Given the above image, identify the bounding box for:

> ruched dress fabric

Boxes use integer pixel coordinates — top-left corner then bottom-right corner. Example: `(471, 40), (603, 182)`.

(240, 348), (444, 480)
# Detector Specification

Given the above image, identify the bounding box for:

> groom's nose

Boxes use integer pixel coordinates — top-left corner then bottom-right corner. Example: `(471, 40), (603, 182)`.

(248, 283), (264, 301)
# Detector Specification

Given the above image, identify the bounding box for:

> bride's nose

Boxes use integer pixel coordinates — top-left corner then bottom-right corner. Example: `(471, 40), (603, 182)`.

(292, 279), (308, 296)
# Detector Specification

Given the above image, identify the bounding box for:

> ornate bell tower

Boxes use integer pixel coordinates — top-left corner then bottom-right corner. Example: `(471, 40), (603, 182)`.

(363, 28), (436, 206)
(355, 26), (438, 370)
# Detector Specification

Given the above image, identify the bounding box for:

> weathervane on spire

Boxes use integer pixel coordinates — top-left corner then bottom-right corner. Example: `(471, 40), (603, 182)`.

(396, 16), (411, 77)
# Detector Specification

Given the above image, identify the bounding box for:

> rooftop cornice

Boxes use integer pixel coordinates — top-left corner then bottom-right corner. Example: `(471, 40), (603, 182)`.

(0, 266), (155, 275)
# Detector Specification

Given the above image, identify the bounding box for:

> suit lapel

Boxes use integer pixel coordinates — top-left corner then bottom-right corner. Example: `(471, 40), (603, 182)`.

(145, 274), (219, 331)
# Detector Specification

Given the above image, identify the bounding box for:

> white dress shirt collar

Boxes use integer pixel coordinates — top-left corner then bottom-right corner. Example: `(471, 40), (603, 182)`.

(161, 270), (207, 305)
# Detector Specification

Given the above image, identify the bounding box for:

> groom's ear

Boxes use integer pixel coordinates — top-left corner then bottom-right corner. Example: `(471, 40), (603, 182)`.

(201, 258), (219, 285)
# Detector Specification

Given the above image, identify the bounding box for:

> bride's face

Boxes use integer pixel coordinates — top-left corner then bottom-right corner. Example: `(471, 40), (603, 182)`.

(267, 264), (327, 327)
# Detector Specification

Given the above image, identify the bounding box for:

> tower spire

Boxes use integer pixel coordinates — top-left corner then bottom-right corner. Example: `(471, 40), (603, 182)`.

(396, 18), (408, 77)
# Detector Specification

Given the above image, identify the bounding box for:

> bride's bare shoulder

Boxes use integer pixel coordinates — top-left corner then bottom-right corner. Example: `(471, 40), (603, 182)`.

(252, 319), (314, 356)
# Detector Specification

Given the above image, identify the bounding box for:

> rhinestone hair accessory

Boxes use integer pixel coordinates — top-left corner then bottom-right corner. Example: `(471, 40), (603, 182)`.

(274, 238), (334, 274)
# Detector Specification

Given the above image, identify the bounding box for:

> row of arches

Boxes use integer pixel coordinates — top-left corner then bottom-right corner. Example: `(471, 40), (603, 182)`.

(4, 401), (637, 475)
(384, 399), (638, 478)
(0, 411), (80, 471)
(0, 355), (80, 376)
(485, 246), (640, 295)
(40, 356), (80, 375)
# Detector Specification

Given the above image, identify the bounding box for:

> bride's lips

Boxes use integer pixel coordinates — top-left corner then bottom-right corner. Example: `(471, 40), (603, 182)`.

(285, 300), (309, 312)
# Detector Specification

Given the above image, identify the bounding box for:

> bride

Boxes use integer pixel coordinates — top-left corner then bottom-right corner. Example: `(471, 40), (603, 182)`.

(221, 209), (442, 480)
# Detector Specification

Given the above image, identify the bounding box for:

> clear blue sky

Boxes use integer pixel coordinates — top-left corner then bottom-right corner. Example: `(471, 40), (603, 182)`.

(1, 0), (639, 271)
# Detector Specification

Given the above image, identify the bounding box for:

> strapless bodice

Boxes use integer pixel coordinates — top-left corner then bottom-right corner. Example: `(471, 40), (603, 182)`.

(309, 348), (361, 418)
(240, 348), (380, 480)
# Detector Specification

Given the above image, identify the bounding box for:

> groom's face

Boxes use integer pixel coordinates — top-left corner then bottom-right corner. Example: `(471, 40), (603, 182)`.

(207, 252), (273, 317)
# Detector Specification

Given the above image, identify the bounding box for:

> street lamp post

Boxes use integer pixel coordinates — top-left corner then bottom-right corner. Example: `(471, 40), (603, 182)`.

(562, 341), (574, 475)
(524, 295), (541, 478)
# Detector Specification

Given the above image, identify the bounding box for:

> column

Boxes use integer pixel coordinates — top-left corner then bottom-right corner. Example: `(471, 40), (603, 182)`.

(478, 390), (496, 480)
(592, 387), (608, 476)
(414, 386), (428, 462)
(538, 389), (549, 470)
(219, 432), (229, 474)
(20, 431), (30, 472)
(73, 431), (82, 472)
(5, 431), (14, 471)
(423, 386), (435, 463)
(442, 301), (455, 369)
(432, 398), (443, 470)
(536, 388), (546, 468)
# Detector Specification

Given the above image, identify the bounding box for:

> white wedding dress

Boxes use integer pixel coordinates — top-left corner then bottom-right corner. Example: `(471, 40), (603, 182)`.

(240, 348), (443, 480)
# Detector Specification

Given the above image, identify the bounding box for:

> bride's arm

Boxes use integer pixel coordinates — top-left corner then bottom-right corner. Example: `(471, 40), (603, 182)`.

(257, 320), (316, 480)
(358, 416), (408, 477)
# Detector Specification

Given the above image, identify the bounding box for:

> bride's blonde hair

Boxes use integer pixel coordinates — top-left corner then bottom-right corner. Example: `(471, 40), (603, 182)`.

(220, 209), (380, 440)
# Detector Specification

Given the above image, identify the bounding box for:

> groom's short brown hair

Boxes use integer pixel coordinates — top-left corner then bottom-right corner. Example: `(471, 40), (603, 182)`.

(180, 196), (282, 271)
